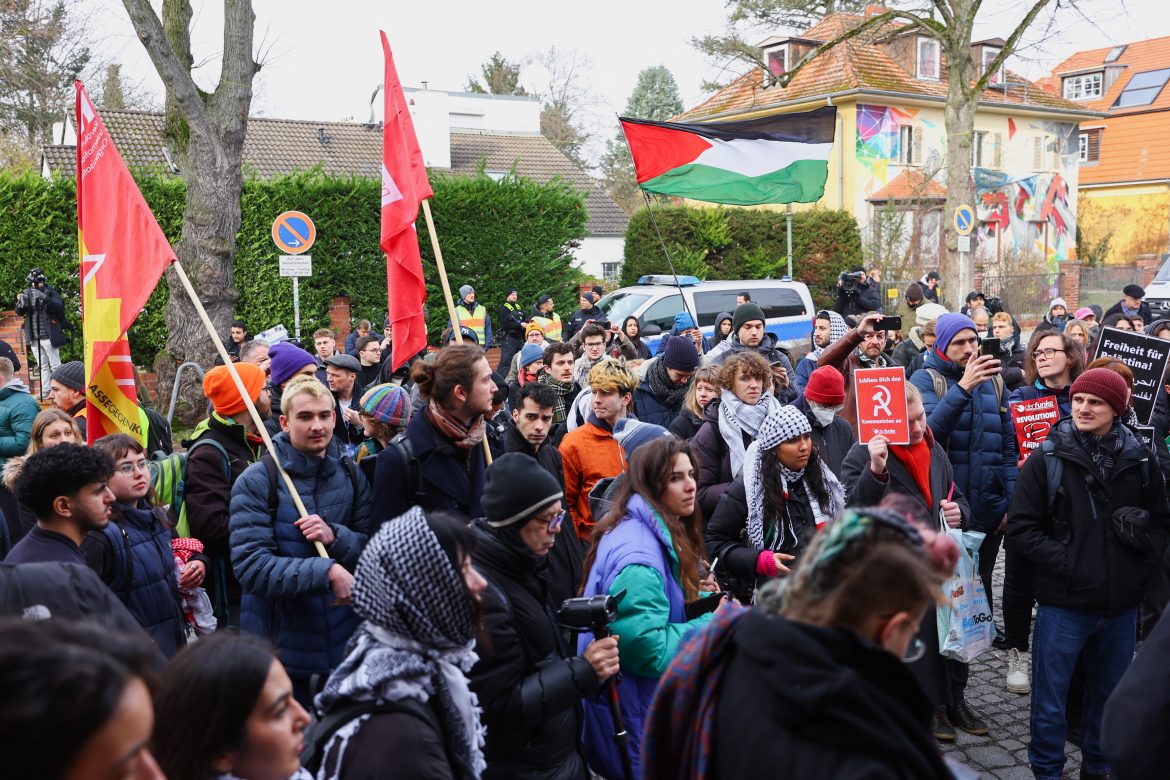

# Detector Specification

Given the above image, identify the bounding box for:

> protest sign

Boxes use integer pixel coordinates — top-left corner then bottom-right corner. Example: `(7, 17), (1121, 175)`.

(855, 367), (910, 444)
(1093, 327), (1170, 425)
(1009, 395), (1060, 455)
(1133, 425), (1156, 451)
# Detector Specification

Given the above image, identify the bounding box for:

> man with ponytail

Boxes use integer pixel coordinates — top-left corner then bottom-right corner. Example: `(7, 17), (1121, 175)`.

(371, 343), (498, 530)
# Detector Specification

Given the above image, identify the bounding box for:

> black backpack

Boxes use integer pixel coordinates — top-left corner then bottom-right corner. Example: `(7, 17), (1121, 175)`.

(300, 696), (445, 773)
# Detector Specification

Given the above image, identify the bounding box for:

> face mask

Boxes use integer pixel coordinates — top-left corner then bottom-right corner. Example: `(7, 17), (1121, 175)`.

(809, 402), (842, 427)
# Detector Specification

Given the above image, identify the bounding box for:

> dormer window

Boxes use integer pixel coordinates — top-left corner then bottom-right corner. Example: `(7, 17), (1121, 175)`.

(982, 46), (1003, 86)
(1063, 72), (1103, 100)
(917, 37), (940, 81)
(767, 47), (787, 77)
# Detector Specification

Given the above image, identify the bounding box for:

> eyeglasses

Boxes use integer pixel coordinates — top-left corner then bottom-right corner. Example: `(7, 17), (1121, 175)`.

(583, 340), (605, 348)
(541, 510), (567, 532)
(1031, 348), (1066, 361)
(901, 637), (926, 664)
(115, 459), (149, 476)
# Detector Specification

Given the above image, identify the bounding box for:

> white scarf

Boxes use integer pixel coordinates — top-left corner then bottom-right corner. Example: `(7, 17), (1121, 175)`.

(718, 388), (781, 477)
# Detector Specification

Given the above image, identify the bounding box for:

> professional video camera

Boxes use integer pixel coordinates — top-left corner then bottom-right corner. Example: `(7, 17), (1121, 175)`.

(558, 590), (632, 780)
(837, 270), (865, 295)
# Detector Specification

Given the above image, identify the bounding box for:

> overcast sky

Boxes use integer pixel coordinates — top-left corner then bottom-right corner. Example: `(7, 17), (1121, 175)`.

(83, 0), (1169, 162)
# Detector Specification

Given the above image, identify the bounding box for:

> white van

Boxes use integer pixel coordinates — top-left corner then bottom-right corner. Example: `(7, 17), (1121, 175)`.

(1142, 254), (1170, 314)
(596, 276), (816, 355)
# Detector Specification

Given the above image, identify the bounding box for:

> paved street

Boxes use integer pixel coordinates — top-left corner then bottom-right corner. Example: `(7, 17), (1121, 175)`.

(941, 555), (1082, 779)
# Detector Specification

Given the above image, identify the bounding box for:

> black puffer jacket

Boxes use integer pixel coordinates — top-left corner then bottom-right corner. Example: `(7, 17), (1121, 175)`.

(1007, 419), (1170, 616)
(713, 610), (952, 779)
(792, 395), (855, 478)
(469, 520), (599, 780)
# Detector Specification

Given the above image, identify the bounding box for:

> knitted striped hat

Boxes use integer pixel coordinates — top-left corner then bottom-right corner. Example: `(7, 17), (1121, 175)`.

(359, 383), (412, 427)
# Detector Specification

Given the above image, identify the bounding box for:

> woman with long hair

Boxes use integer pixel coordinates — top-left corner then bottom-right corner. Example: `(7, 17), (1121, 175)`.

(152, 633), (311, 780)
(306, 509), (488, 780)
(644, 508), (958, 779)
(82, 433), (206, 658)
(691, 351), (782, 517)
(613, 316), (652, 361)
(1011, 331), (1087, 419)
(2, 408), (83, 545)
(706, 405), (844, 602)
(1064, 318), (1093, 350)
(578, 436), (720, 779)
(668, 365), (720, 441)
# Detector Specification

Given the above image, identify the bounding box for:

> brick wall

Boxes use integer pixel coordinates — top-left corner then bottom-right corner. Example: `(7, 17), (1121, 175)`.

(1136, 254), (1160, 287)
(328, 296), (351, 345)
(0, 309), (34, 393)
(1059, 261), (1082, 310)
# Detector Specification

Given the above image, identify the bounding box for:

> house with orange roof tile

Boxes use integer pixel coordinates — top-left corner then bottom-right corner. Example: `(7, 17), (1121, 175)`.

(677, 6), (1099, 277)
(1044, 37), (1170, 265)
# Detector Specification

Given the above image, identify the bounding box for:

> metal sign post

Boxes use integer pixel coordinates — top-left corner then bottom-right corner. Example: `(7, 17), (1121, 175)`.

(954, 205), (975, 296)
(786, 203), (794, 279)
(272, 211), (316, 342)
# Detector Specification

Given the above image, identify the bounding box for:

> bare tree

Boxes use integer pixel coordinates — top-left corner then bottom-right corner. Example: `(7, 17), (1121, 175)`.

(120, 0), (259, 421)
(531, 46), (596, 167)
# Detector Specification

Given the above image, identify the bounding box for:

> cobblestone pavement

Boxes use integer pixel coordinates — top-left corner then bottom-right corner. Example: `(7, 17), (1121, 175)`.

(940, 555), (1082, 779)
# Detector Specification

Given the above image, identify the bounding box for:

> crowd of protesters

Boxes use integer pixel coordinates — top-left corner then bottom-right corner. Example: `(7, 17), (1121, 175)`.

(2, 277), (1170, 780)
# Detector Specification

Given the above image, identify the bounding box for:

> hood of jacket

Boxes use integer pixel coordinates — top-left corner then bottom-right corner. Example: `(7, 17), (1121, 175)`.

(1146, 317), (1170, 336)
(0, 377), (32, 397)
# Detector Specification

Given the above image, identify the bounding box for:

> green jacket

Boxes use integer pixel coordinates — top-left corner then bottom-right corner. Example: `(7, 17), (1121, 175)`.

(0, 380), (39, 468)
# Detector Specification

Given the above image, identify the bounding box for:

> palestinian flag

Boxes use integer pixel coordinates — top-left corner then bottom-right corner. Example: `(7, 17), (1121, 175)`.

(619, 106), (836, 206)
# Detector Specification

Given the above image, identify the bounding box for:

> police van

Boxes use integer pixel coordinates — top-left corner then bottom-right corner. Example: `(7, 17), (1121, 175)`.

(596, 276), (816, 355)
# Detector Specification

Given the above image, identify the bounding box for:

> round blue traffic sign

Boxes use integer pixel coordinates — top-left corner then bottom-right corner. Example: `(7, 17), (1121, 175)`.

(272, 211), (316, 254)
(953, 205), (975, 236)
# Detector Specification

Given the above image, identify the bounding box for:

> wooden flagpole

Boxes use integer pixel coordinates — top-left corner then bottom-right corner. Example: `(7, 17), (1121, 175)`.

(170, 259), (329, 558)
(421, 199), (494, 465)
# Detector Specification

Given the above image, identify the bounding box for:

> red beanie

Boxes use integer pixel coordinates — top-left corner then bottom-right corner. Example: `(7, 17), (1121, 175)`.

(805, 366), (846, 406)
(1069, 368), (1129, 418)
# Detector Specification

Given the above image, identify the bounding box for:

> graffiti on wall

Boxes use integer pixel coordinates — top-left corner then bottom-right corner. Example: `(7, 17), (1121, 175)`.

(975, 169), (1075, 264)
(856, 104), (916, 191)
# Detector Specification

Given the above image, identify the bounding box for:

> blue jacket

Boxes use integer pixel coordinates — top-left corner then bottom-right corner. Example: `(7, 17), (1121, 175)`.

(1008, 380), (1071, 419)
(84, 503), (186, 658)
(633, 379), (684, 428)
(370, 408), (487, 532)
(577, 495), (711, 779)
(910, 350), (1018, 530)
(229, 433), (370, 679)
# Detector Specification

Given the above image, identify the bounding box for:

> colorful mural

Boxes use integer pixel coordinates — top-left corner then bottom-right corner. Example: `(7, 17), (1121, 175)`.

(975, 170), (1075, 263)
(856, 105), (919, 192)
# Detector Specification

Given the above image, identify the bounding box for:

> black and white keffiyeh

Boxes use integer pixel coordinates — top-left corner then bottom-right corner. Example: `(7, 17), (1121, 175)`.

(743, 406), (844, 550)
(718, 388), (783, 477)
(314, 507), (485, 780)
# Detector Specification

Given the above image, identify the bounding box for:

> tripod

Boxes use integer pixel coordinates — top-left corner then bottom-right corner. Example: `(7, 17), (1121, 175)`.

(594, 622), (635, 780)
(22, 288), (51, 401)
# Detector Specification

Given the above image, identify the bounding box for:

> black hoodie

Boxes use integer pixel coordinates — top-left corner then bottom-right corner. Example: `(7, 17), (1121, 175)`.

(713, 610), (952, 779)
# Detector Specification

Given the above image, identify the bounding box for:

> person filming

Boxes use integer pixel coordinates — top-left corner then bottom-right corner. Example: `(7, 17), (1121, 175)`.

(14, 267), (67, 399)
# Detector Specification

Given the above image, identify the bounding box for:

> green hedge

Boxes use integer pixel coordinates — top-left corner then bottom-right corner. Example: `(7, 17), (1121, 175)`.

(621, 205), (862, 309)
(0, 168), (589, 364)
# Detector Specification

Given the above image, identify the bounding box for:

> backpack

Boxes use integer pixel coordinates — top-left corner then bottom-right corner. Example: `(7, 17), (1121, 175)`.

(149, 438), (232, 539)
(386, 433), (424, 505)
(300, 696), (445, 774)
(1039, 437), (1151, 511)
(924, 367), (1005, 412)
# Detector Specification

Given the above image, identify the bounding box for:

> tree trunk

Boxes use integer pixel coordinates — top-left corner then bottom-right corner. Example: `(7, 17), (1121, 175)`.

(942, 7), (978, 303)
(122, 0), (257, 426)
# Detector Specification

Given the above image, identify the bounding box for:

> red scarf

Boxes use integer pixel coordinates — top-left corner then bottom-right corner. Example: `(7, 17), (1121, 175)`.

(890, 436), (933, 508)
(425, 401), (485, 452)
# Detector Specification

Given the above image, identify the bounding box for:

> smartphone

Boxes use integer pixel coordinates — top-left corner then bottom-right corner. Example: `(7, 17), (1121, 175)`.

(980, 337), (1001, 357)
(874, 316), (901, 332)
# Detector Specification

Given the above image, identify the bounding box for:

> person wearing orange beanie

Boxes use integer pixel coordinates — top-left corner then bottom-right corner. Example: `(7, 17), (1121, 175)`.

(183, 362), (271, 627)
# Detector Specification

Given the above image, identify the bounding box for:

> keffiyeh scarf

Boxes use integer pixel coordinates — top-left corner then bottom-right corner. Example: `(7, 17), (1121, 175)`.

(718, 389), (782, 478)
(315, 507), (485, 780)
(743, 406), (844, 551)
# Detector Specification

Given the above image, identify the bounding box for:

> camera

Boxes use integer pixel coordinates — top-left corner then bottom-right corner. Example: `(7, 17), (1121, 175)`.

(26, 267), (47, 287)
(557, 589), (625, 637)
(837, 271), (863, 295)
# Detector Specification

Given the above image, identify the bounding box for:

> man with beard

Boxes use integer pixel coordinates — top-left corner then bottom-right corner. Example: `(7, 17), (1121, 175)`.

(183, 363), (271, 627)
(795, 310), (847, 396)
(706, 303), (797, 404)
(539, 342), (579, 429)
(504, 382), (584, 607)
(7, 444), (115, 565)
(634, 335), (698, 428)
(818, 311), (894, 437)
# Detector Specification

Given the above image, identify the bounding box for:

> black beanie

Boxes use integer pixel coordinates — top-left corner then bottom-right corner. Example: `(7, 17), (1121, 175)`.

(732, 303), (767, 333)
(482, 453), (564, 527)
(52, 361), (86, 392)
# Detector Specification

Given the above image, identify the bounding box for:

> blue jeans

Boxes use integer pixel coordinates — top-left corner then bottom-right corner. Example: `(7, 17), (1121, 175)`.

(1029, 605), (1136, 779)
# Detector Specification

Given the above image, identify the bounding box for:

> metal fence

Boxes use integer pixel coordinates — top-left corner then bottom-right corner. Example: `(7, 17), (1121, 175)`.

(979, 273), (1060, 322)
(1076, 266), (1145, 311)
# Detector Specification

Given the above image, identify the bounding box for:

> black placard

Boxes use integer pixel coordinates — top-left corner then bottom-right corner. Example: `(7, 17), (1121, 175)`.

(1093, 327), (1170, 425)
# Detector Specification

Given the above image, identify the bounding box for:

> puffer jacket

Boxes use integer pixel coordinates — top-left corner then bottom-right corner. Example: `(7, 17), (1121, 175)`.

(1007, 419), (1170, 616)
(632, 376), (686, 428)
(230, 433), (370, 680)
(1009, 380), (1072, 421)
(704, 333), (796, 404)
(469, 520), (597, 780)
(691, 398), (750, 519)
(0, 378), (38, 469)
(668, 407), (704, 441)
(891, 328), (926, 373)
(577, 494), (713, 780)
(82, 502), (190, 658)
(910, 349), (1018, 529)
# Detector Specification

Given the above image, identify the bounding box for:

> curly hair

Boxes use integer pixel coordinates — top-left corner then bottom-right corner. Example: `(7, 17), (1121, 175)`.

(14, 443), (114, 520)
(717, 351), (772, 393)
(1023, 331), (1086, 386)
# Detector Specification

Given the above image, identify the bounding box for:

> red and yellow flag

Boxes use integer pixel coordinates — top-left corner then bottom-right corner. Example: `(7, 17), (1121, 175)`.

(76, 82), (174, 444)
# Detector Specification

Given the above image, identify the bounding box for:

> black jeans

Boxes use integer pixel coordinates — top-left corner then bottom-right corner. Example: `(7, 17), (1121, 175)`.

(1002, 533), (1035, 650)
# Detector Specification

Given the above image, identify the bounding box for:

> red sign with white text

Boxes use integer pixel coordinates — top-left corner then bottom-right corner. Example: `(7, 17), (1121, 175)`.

(1010, 395), (1060, 455)
(855, 367), (910, 444)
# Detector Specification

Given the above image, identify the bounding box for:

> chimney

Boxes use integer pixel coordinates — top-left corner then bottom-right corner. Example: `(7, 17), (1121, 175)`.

(864, 5), (888, 17)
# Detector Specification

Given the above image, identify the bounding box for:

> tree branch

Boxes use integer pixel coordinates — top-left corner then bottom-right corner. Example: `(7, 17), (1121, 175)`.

(119, 0), (211, 138)
(213, 0), (257, 123)
(972, 0), (1053, 92)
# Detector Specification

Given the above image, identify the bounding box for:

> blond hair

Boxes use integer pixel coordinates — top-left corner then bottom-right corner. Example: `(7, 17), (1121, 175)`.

(588, 358), (638, 395)
(280, 376), (332, 415)
(684, 366), (721, 417)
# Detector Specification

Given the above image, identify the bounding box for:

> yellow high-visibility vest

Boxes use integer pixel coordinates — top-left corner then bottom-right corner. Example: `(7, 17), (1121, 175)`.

(532, 313), (562, 341)
(456, 304), (487, 344)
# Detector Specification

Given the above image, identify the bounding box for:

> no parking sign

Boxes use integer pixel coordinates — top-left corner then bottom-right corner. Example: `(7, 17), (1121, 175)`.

(271, 211), (316, 254)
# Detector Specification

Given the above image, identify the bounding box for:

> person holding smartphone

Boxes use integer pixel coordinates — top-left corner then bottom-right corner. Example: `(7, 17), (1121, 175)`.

(817, 311), (895, 438)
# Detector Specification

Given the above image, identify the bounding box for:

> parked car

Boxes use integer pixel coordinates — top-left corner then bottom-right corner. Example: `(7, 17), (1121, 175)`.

(1142, 253), (1170, 314)
(596, 276), (815, 355)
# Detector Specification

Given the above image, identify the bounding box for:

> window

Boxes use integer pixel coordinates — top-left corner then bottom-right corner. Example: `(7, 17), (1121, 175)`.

(693, 291), (741, 327)
(597, 291), (651, 324)
(973, 131), (1003, 168)
(484, 169), (509, 182)
(917, 37), (940, 80)
(1033, 136), (1045, 171)
(752, 288), (808, 319)
(1063, 72), (1103, 100)
(601, 262), (622, 283)
(897, 125), (919, 166)
(982, 47), (1003, 86)
(1113, 68), (1170, 108)
(640, 294), (684, 334)
(1078, 129), (1102, 163)
(1104, 45), (1127, 63)
(1078, 133), (1089, 162)
(767, 47), (787, 77)
(974, 131), (987, 167)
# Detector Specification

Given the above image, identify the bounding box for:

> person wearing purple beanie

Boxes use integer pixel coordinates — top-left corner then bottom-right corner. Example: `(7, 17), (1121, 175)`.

(262, 342), (319, 439)
(909, 312), (1017, 740)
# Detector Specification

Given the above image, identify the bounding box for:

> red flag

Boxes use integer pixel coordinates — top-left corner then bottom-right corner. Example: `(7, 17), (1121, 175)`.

(76, 82), (175, 444)
(380, 31), (432, 371)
